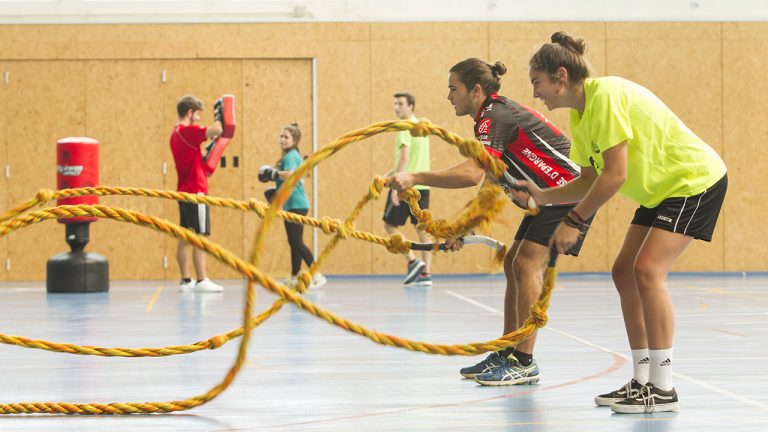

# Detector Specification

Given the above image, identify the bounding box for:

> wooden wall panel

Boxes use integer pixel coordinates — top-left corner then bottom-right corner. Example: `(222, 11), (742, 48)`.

(606, 23), (724, 272)
(76, 25), (187, 60)
(5, 61), (86, 281)
(242, 59), (313, 280)
(0, 24), (319, 61)
(0, 62), (6, 281)
(315, 24), (374, 275)
(230, 24), (318, 58)
(489, 23), (610, 272)
(0, 22), (761, 277)
(0, 26), (80, 60)
(85, 60), (168, 280)
(76, 24), (318, 60)
(723, 24), (768, 271)
(369, 22), (488, 275)
(160, 60), (244, 280)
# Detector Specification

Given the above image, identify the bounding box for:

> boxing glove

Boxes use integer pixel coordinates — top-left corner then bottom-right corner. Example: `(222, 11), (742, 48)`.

(258, 165), (279, 182)
(214, 95), (235, 138)
(213, 98), (224, 124)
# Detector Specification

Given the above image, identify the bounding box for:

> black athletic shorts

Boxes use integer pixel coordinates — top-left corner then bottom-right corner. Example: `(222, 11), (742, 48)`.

(383, 189), (430, 226)
(631, 174), (727, 241)
(179, 200), (211, 235)
(514, 204), (592, 256)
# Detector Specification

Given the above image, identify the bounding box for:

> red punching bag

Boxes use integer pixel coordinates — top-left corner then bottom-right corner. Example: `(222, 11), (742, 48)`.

(56, 137), (99, 223)
(48, 137), (108, 293)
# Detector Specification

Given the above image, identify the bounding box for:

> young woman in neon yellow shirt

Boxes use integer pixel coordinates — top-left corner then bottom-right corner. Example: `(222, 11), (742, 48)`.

(519, 31), (727, 414)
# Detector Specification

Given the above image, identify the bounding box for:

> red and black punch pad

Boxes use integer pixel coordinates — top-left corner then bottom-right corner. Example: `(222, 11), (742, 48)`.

(203, 94), (236, 176)
(47, 137), (109, 293)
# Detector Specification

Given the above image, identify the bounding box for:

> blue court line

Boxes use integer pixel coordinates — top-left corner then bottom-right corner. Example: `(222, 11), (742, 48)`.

(328, 271), (768, 280)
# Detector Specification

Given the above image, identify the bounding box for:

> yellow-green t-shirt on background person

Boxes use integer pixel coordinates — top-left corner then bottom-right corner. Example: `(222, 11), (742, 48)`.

(569, 76), (727, 208)
(392, 117), (430, 191)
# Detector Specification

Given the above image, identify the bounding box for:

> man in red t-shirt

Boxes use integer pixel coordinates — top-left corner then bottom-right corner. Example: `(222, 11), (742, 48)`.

(170, 95), (224, 293)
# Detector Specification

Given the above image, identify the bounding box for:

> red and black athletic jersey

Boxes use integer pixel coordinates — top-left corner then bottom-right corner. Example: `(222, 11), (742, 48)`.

(475, 94), (580, 190)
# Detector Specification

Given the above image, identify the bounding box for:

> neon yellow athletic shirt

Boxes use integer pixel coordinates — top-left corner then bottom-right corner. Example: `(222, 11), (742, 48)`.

(569, 77), (726, 208)
(392, 117), (430, 190)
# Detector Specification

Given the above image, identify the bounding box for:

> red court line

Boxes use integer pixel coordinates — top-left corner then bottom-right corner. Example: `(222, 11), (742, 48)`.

(258, 352), (626, 428)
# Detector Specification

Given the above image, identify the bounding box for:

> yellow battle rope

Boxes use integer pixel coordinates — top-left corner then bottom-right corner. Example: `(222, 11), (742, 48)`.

(0, 119), (556, 415)
(0, 183), (510, 359)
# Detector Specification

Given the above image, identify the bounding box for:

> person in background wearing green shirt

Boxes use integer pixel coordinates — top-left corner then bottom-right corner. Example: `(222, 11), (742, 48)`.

(520, 32), (727, 414)
(383, 92), (433, 286)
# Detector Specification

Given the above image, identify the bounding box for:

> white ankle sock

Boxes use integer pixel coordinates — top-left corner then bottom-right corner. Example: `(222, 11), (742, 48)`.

(649, 348), (674, 391)
(631, 348), (650, 384)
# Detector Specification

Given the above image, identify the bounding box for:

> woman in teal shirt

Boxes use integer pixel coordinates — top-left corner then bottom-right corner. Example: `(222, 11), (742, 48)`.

(259, 123), (326, 289)
(519, 32), (727, 414)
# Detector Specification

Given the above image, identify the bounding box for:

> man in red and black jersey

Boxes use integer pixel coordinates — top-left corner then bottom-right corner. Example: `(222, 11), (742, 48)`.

(388, 58), (592, 386)
(475, 93), (579, 191)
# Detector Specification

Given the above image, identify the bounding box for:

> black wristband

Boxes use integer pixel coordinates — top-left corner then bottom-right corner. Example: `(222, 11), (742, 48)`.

(563, 211), (590, 233)
(569, 209), (589, 224)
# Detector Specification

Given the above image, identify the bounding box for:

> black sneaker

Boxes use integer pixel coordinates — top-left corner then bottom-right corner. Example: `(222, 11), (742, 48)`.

(611, 383), (680, 414)
(595, 379), (644, 406)
(410, 272), (432, 287)
(403, 259), (426, 285)
(459, 351), (506, 379)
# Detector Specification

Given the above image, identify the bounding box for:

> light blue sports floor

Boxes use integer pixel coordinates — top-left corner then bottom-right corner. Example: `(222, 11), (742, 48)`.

(1, 273), (766, 431)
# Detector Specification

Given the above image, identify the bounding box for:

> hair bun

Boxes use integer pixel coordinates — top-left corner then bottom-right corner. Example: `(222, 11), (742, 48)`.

(551, 31), (586, 55)
(290, 122), (299, 127)
(491, 61), (507, 77)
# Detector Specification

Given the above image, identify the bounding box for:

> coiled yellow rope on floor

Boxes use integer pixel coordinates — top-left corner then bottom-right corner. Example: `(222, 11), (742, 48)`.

(0, 119), (555, 415)
(0, 184), (507, 358)
(0, 204), (552, 356)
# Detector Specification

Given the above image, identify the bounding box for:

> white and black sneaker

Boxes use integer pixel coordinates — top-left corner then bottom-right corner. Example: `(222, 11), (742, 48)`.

(474, 355), (540, 386)
(459, 351), (506, 379)
(194, 278), (224, 293)
(403, 259), (426, 285)
(595, 378), (644, 406)
(311, 273), (328, 289)
(611, 383), (680, 414)
(179, 280), (195, 292)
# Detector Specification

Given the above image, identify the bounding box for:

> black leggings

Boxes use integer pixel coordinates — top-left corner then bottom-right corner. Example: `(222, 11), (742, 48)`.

(284, 208), (314, 275)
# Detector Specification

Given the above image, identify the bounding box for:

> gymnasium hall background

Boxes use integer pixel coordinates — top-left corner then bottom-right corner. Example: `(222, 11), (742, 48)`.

(0, 0), (764, 281)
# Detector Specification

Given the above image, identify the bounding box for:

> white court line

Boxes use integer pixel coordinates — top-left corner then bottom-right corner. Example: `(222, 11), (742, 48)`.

(445, 290), (502, 315)
(446, 291), (768, 320)
(3, 287), (45, 292)
(679, 312), (768, 318)
(672, 357), (768, 361)
(444, 289), (768, 411)
(723, 321), (768, 325)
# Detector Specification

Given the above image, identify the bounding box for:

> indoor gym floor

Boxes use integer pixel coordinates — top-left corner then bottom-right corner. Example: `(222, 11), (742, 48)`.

(1, 273), (766, 431)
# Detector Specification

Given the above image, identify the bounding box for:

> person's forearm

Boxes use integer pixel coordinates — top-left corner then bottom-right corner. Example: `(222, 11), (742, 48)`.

(572, 170), (625, 218)
(206, 122), (223, 139)
(412, 162), (483, 189)
(395, 154), (408, 174)
(277, 169), (295, 180)
(537, 175), (594, 204)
